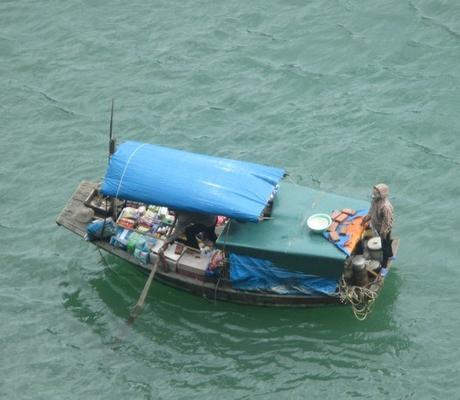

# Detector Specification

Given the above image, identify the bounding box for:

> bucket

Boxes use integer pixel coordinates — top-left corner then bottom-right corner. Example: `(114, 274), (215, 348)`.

(366, 259), (380, 272)
(352, 255), (368, 286)
(351, 255), (366, 270)
(367, 237), (383, 261)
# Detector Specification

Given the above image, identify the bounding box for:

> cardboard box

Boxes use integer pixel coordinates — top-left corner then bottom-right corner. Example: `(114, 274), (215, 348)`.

(177, 249), (210, 277)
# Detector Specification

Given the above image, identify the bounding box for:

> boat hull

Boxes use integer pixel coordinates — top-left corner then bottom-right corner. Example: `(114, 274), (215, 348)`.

(56, 181), (343, 307)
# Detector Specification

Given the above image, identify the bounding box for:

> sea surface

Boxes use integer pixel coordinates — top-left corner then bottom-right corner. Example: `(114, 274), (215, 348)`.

(1, 0), (460, 398)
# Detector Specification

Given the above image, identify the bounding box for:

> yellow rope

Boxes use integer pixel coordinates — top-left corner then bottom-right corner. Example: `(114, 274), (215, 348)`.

(338, 277), (380, 320)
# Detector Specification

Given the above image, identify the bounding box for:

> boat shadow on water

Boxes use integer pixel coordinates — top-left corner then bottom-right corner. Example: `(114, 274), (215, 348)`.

(70, 250), (403, 337)
(60, 247), (410, 372)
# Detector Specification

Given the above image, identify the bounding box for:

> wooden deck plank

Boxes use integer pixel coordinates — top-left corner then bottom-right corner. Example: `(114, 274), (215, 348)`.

(56, 181), (98, 232)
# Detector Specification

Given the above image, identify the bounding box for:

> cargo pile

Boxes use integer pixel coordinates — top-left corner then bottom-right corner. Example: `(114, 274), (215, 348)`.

(86, 201), (226, 276)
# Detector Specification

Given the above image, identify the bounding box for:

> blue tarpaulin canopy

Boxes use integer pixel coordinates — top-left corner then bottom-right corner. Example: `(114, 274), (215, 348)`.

(101, 141), (285, 222)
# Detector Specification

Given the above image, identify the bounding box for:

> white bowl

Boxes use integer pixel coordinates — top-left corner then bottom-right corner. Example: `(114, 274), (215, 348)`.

(307, 213), (332, 233)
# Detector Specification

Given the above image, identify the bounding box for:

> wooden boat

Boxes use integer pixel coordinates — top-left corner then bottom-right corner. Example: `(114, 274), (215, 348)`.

(56, 141), (399, 315)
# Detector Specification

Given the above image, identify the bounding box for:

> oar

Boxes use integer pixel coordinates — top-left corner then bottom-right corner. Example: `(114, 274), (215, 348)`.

(125, 251), (163, 326)
(128, 236), (174, 323)
(115, 239), (172, 342)
(113, 250), (165, 343)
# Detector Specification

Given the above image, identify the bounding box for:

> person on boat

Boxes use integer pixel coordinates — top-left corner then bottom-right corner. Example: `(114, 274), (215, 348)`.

(362, 183), (394, 268)
(165, 211), (217, 249)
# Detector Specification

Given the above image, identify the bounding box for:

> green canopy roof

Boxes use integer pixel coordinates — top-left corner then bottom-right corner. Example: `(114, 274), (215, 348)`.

(217, 181), (369, 280)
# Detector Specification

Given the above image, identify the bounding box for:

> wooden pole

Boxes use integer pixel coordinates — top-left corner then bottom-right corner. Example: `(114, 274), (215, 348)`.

(114, 253), (162, 342)
(115, 244), (170, 342)
(125, 251), (163, 326)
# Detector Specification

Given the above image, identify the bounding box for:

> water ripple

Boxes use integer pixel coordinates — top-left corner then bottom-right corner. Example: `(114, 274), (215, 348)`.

(1, 0), (459, 398)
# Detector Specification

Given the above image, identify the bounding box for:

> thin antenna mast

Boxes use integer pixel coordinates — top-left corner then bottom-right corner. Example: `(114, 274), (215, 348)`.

(108, 99), (115, 162)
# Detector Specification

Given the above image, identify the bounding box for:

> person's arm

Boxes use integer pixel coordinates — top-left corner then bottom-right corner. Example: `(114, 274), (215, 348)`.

(361, 213), (370, 226)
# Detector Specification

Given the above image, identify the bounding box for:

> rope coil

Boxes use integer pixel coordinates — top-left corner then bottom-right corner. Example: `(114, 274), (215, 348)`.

(338, 276), (381, 320)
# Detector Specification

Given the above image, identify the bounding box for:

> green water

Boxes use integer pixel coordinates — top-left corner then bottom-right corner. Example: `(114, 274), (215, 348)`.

(1, 0), (460, 398)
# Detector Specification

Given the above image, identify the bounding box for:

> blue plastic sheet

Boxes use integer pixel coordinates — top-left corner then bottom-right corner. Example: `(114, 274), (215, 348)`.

(101, 141), (285, 222)
(229, 253), (338, 296)
(86, 218), (116, 240)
